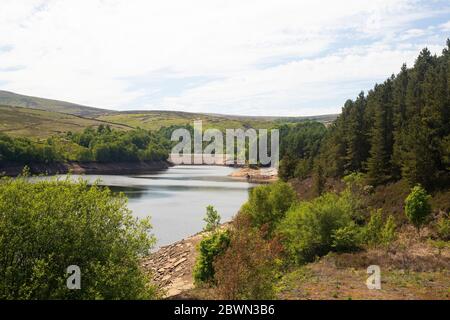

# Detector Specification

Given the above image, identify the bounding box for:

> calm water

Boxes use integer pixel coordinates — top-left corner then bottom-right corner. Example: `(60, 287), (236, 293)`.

(47, 166), (254, 246)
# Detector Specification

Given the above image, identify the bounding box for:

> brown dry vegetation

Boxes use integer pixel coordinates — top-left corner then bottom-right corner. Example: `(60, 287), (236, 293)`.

(278, 225), (450, 300)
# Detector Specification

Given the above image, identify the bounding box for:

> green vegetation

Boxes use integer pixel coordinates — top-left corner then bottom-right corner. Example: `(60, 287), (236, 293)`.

(405, 185), (432, 232)
(362, 210), (397, 247)
(278, 121), (326, 181)
(203, 205), (221, 232)
(278, 193), (358, 263)
(0, 175), (157, 299)
(279, 40), (450, 190)
(240, 181), (297, 235)
(0, 105), (130, 138)
(66, 125), (171, 162)
(0, 133), (61, 164)
(0, 125), (171, 165)
(0, 90), (105, 116)
(193, 230), (230, 285)
(436, 214), (450, 240)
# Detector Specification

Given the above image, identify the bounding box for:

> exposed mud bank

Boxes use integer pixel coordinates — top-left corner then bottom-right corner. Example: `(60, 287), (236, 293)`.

(0, 160), (171, 176)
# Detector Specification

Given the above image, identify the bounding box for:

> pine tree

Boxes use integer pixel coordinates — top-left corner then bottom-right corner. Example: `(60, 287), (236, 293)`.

(366, 79), (394, 185)
(344, 92), (368, 173)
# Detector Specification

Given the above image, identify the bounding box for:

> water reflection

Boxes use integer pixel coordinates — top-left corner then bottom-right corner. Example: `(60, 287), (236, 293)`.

(41, 165), (254, 247)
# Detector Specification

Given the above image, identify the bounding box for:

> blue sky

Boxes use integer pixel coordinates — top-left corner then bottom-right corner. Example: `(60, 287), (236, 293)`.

(0, 0), (449, 116)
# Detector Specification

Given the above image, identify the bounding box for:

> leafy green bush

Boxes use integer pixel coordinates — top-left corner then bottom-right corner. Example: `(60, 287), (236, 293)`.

(405, 185), (431, 232)
(241, 181), (296, 235)
(193, 230), (230, 285)
(362, 210), (397, 247)
(331, 223), (362, 252)
(277, 193), (355, 263)
(0, 176), (157, 299)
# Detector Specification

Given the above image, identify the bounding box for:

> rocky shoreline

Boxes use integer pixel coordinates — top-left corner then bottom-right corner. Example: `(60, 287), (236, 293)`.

(142, 233), (203, 298)
(229, 166), (278, 182)
(142, 224), (231, 298)
(0, 160), (171, 176)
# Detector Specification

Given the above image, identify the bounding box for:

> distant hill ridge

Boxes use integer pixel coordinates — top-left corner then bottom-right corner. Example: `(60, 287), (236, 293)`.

(0, 90), (109, 116)
(0, 90), (338, 137)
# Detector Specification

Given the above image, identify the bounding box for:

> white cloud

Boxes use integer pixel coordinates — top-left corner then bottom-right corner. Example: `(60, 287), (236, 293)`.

(0, 0), (449, 115)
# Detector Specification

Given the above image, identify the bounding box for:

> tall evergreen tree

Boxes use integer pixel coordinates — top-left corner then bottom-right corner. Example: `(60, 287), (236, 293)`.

(366, 79), (394, 185)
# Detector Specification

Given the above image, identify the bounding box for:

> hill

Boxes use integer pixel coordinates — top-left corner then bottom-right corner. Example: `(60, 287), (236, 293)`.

(97, 111), (337, 131)
(0, 90), (109, 116)
(0, 90), (338, 137)
(0, 105), (131, 138)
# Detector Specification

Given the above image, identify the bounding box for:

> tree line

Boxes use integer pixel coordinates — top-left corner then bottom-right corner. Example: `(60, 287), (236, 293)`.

(0, 125), (172, 165)
(280, 40), (450, 190)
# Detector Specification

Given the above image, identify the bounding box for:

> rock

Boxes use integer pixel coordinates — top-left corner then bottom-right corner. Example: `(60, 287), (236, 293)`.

(173, 257), (187, 267)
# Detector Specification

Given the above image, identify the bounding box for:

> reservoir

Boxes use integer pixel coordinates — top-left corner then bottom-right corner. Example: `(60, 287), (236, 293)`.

(54, 165), (254, 246)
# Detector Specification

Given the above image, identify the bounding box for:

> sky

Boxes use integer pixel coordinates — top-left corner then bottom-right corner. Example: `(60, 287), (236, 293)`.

(0, 0), (449, 116)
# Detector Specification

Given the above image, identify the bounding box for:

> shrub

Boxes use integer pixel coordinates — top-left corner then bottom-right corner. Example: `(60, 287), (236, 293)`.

(436, 214), (450, 241)
(404, 185), (432, 232)
(277, 193), (354, 263)
(203, 205), (221, 232)
(241, 181), (296, 235)
(0, 176), (157, 299)
(362, 209), (384, 246)
(214, 215), (282, 299)
(362, 210), (397, 247)
(331, 223), (362, 252)
(193, 230), (230, 285)
(380, 215), (397, 246)
(294, 159), (310, 180)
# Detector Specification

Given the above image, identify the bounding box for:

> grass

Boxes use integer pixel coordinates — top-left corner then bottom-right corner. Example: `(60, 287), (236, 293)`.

(95, 110), (325, 131)
(277, 252), (450, 300)
(0, 105), (131, 138)
(0, 90), (106, 116)
(0, 90), (338, 137)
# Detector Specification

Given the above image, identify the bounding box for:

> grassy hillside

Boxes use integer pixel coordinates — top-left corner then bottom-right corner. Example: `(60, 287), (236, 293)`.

(96, 111), (337, 131)
(0, 105), (131, 138)
(0, 90), (338, 137)
(0, 90), (108, 116)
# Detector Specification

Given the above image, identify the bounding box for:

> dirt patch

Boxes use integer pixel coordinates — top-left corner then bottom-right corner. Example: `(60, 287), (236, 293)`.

(0, 160), (170, 176)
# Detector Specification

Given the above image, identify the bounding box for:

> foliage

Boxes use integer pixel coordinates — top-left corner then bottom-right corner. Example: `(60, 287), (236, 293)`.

(203, 205), (221, 232)
(331, 223), (362, 252)
(69, 126), (171, 162)
(213, 214), (282, 299)
(381, 215), (397, 246)
(278, 121), (326, 181)
(311, 162), (326, 196)
(436, 214), (450, 241)
(0, 175), (157, 299)
(0, 126), (171, 165)
(240, 181), (297, 235)
(404, 185), (432, 231)
(0, 133), (61, 164)
(279, 40), (450, 189)
(193, 230), (230, 285)
(362, 209), (397, 247)
(277, 193), (356, 263)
